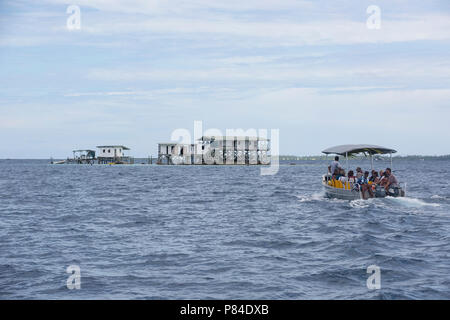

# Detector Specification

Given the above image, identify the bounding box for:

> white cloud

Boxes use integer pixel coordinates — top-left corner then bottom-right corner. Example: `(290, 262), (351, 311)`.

(2, 86), (450, 156)
(326, 86), (404, 92)
(3, 1), (450, 47)
(76, 14), (450, 46)
(0, 36), (48, 47)
(44, 0), (313, 14)
(85, 57), (450, 83)
(1, 0), (450, 156)
(221, 87), (450, 154)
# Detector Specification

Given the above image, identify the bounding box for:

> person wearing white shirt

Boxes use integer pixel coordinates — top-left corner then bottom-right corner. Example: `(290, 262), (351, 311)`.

(330, 156), (342, 176)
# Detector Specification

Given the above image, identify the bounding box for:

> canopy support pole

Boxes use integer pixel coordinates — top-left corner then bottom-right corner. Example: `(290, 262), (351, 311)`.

(345, 152), (348, 171)
(370, 154), (374, 170)
(390, 152), (393, 169)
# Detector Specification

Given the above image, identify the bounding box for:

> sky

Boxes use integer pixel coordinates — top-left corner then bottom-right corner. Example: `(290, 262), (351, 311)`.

(1, 0), (450, 158)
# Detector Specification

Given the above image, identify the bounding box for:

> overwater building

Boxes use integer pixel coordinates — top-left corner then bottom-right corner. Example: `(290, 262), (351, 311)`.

(96, 145), (133, 164)
(68, 149), (96, 164)
(157, 136), (270, 165)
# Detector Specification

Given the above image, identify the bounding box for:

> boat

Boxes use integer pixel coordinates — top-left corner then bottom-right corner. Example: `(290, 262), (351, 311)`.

(321, 144), (406, 200)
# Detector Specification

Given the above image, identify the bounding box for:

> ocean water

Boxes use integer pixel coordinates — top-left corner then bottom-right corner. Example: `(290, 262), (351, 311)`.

(0, 159), (449, 299)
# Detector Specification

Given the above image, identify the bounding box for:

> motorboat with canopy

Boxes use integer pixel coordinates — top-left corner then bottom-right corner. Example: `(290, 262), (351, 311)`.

(322, 144), (406, 200)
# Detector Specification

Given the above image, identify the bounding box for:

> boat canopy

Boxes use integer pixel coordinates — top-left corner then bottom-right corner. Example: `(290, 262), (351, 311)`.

(322, 144), (397, 156)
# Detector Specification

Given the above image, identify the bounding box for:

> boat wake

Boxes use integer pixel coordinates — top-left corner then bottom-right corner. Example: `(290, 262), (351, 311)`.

(348, 196), (440, 209)
(349, 199), (370, 208)
(296, 192), (325, 203)
(298, 191), (441, 210)
(383, 196), (440, 208)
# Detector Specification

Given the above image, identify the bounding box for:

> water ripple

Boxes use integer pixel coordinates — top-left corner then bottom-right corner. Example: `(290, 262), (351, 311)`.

(0, 159), (449, 299)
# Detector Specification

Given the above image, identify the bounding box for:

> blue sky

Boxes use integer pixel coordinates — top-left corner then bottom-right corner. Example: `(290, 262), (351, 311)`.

(1, 0), (450, 158)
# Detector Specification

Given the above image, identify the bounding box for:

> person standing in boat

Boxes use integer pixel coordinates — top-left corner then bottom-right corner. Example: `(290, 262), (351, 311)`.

(329, 156), (342, 177)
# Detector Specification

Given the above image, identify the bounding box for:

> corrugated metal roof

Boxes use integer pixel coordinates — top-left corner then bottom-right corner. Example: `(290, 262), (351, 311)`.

(157, 142), (194, 146)
(197, 136), (270, 141)
(96, 145), (130, 150)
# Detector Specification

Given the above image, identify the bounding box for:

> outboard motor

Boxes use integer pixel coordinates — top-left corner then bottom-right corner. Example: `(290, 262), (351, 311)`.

(375, 185), (386, 198)
(387, 187), (402, 197)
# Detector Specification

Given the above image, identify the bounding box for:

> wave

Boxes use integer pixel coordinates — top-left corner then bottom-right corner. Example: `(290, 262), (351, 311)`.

(349, 199), (370, 208)
(329, 195), (442, 210)
(296, 192), (325, 203)
(383, 196), (440, 208)
(298, 190), (441, 211)
(431, 194), (446, 199)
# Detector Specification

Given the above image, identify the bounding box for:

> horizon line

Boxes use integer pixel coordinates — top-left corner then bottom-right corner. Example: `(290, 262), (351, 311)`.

(2, 154), (450, 160)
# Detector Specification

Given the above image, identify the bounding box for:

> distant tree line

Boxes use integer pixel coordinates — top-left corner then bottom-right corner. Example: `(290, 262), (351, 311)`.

(276, 154), (450, 160)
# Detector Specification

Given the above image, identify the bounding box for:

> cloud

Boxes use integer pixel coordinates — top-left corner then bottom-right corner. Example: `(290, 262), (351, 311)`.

(64, 91), (143, 97)
(0, 36), (50, 47)
(75, 14), (450, 46)
(85, 57), (450, 84)
(1, 0), (450, 156)
(3, 1), (450, 47)
(43, 0), (313, 14)
(221, 87), (450, 154)
(2, 86), (450, 156)
(326, 86), (404, 92)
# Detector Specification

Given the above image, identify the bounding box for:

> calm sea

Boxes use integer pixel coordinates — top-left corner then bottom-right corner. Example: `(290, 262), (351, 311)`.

(1, 159), (449, 299)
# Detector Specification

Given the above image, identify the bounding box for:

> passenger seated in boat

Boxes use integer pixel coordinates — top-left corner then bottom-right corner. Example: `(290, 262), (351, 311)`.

(384, 168), (399, 191)
(338, 169), (347, 183)
(356, 167), (363, 179)
(347, 170), (356, 183)
(378, 170), (388, 187)
(370, 171), (379, 184)
(358, 171), (374, 199)
(377, 170), (384, 182)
